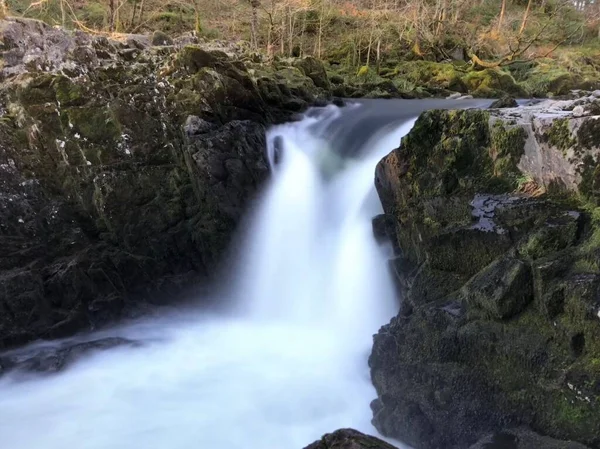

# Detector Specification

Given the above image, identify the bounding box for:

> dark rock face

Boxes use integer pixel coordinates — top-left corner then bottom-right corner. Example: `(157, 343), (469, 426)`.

(0, 18), (332, 348)
(468, 428), (591, 449)
(371, 107), (600, 449)
(303, 429), (398, 449)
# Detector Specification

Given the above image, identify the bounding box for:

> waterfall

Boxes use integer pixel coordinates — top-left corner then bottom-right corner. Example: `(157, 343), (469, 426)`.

(0, 99), (493, 449)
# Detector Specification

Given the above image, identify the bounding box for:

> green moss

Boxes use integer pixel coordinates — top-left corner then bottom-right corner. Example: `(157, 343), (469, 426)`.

(490, 121), (527, 183)
(66, 107), (121, 145)
(52, 76), (86, 107)
(17, 74), (57, 105)
(462, 69), (525, 98)
(519, 218), (578, 260)
(572, 258), (600, 273)
(395, 61), (467, 93)
(356, 65), (369, 77)
(555, 397), (592, 426)
(521, 66), (574, 97)
(546, 118), (576, 154)
(577, 117), (600, 150)
(577, 155), (600, 202)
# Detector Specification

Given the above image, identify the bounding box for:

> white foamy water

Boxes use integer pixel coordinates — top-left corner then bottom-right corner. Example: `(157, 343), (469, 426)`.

(0, 105), (416, 449)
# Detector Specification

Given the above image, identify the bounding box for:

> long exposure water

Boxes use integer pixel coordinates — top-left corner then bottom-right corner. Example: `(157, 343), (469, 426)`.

(0, 99), (489, 449)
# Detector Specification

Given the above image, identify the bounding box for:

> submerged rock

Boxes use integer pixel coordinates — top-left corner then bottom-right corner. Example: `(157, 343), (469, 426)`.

(0, 337), (137, 376)
(372, 98), (600, 449)
(489, 96), (518, 109)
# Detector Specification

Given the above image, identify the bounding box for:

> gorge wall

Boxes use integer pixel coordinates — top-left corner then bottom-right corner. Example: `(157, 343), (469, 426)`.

(372, 95), (600, 449)
(0, 18), (333, 348)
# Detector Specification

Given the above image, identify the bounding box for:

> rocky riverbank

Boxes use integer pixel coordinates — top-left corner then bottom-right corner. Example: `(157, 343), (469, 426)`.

(0, 17), (334, 348)
(370, 93), (600, 448)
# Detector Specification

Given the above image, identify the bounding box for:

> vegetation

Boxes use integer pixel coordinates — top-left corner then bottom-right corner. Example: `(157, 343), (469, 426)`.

(2, 1), (598, 59)
(2, 0), (600, 96)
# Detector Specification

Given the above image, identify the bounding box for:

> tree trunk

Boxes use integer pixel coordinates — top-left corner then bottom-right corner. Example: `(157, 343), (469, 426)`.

(288, 7), (294, 55)
(366, 30), (373, 66)
(519, 0), (533, 35)
(375, 36), (381, 73)
(281, 14), (285, 54)
(138, 0), (146, 29)
(115, 0), (121, 32)
(497, 0), (507, 34)
(299, 12), (306, 57)
(129, 0), (138, 30)
(108, 0), (115, 32)
(250, 0), (260, 50)
(315, 0), (325, 58)
(193, 0), (202, 34)
(60, 0), (66, 27)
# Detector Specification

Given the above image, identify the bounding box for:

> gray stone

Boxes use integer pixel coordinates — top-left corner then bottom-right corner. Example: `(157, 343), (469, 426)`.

(184, 115), (215, 136)
(573, 105), (585, 117)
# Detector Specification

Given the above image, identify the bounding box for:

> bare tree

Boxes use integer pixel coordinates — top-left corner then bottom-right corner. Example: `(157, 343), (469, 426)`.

(519, 0), (534, 35)
(249, 0), (260, 49)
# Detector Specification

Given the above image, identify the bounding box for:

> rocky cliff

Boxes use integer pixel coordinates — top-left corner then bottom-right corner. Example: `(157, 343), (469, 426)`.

(0, 18), (332, 348)
(372, 95), (600, 448)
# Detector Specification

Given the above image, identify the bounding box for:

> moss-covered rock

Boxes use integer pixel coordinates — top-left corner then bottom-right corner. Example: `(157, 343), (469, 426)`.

(394, 61), (468, 94)
(293, 56), (330, 90)
(0, 18), (333, 349)
(462, 68), (526, 98)
(372, 100), (600, 449)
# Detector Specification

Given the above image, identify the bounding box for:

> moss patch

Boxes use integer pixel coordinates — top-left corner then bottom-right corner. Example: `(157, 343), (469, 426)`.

(490, 121), (527, 182)
(547, 118), (577, 155)
(462, 69), (525, 98)
(578, 117), (600, 150)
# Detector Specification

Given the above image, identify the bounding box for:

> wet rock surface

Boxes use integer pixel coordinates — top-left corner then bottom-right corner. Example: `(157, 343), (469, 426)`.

(0, 18), (333, 348)
(468, 428), (591, 449)
(303, 429), (398, 449)
(372, 99), (600, 449)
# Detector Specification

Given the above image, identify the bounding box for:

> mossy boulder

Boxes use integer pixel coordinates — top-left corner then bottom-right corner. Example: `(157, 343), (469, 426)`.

(293, 56), (330, 90)
(394, 61), (468, 93)
(462, 68), (526, 98)
(372, 100), (600, 449)
(489, 96), (518, 108)
(151, 30), (173, 46)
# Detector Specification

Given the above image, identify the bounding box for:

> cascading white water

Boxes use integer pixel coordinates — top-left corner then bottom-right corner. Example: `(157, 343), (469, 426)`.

(0, 103), (416, 449)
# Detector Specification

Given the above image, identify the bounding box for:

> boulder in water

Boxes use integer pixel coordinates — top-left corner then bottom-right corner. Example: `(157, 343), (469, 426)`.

(489, 96), (518, 108)
(304, 429), (398, 449)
